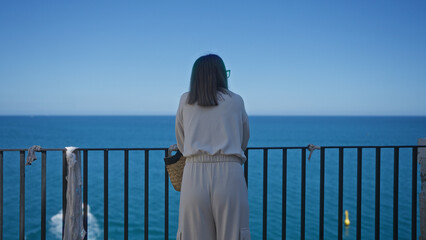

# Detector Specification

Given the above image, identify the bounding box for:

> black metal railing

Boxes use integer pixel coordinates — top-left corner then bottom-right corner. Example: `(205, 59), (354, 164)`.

(0, 145), (423, 240)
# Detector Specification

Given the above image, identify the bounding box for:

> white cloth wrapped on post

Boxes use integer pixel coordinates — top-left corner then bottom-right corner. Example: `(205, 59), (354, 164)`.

(63, 147), (86, 240)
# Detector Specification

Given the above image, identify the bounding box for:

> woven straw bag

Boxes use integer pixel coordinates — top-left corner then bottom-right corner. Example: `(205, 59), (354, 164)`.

(164, 150), (186, 191)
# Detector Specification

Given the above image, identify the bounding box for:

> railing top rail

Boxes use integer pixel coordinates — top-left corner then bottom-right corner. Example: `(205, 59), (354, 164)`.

(1, 145), (425, 152)
(249, 145), (426, 150)
(0, 147), (168, 152)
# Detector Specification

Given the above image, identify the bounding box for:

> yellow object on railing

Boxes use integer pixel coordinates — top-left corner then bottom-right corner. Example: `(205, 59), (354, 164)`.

(344, 210), (350, 226)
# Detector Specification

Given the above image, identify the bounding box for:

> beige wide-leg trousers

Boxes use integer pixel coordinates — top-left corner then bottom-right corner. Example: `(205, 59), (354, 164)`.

(177, 155), (251, 240)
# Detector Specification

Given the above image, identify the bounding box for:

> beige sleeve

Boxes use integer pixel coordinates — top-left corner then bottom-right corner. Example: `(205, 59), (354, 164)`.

(175, 98), (185, 153)
(241, 110), (250, 151)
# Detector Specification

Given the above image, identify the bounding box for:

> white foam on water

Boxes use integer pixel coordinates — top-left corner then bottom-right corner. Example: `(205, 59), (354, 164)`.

(50, 205), (101, 240)
(50, 210), (63, 239)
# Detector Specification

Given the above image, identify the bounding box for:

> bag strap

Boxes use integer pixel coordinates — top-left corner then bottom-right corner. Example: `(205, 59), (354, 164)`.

(164, 150), (183, 165)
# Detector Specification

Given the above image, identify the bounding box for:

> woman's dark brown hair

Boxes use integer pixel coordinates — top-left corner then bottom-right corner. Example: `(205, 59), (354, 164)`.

(188, 54), (229, 106)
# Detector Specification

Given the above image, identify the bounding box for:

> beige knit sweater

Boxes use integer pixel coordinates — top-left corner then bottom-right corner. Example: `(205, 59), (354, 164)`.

(175, 90), (250, 162)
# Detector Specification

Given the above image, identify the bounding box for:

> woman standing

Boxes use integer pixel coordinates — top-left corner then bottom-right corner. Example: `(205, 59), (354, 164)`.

(175, 54), (250, 240)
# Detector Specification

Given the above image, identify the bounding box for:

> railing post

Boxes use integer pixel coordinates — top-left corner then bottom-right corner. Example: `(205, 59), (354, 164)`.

(104, 150), (108, 240)
(263, 149), (268, 240)
(413, 147), (418, 240)
(164, 149), (169, 240)
(0, 151), (2, 240)
(301, 148), (306, 240)
(419, 138), (426, 240)
(41, 151), (46, 240)
(375, 147), (381, 240)
(124, 150), (129, 240)
(319, 148), (325, 240)
(393, 147), (399, 240)
(356, 147), (362, 240)
(83, 150), (88, 240)
(282, 148), (287, 240)
(244, 149), (248, 187)
(338, 148), (343, 240)
(145, 150), (149, 240)
(62, 150), (67, 239)
(19, 151), (25, 240)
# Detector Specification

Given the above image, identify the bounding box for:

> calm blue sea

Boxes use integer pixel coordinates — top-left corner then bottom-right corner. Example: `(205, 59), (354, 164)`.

(0, 116), (425, 240)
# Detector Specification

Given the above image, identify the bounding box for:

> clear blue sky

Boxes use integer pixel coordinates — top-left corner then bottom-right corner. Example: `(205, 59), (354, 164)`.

(1, 1), (425, 116)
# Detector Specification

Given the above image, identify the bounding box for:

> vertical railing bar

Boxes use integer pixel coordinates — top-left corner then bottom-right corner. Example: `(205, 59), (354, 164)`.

(301, 148), (306, 240)
(124, 150), (129, 240)
(393, 147), (399, 240)
(19, 151), (26, 240)
(244, 149), (248, 187)
(0, 151), (3, 240)
(319, 148), (325, 240)
(145, 150), (149, 240)
(41, 151), (46, 240)
(164, 149), (169, 240)
(282, 148), (287, 240)
(62, 150), (67, 239)
(19, 151), (25, 240)
(356, 147), (362, 240)
(375, 147), (381, 240)
(338, 148), (343, 240)
(412, 147), (418, 240)
(263, 149), (268, 240)
(104, 150), (108, 240)
(83, 150), (88, 240)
